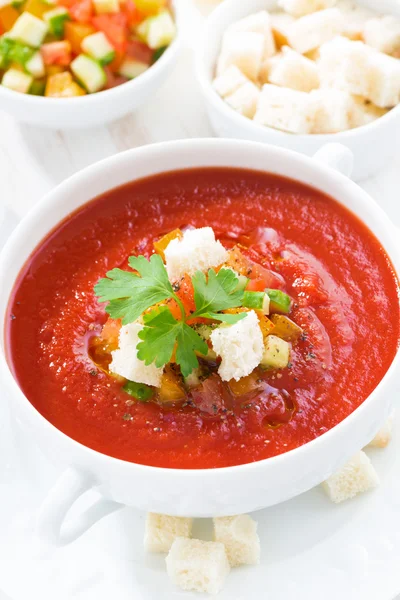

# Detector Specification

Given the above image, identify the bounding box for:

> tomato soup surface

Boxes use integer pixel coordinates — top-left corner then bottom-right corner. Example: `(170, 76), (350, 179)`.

(6, 168), (400, 469)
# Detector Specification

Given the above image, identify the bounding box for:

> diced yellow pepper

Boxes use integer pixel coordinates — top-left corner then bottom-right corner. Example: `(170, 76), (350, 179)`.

(24, 0), (50, 19)
(133, 0), (166, 16)
(0, 4), (20, 31)
(158, 368), (185, 403)
(153, 228), (182, 261)
(45, 71), (86, 97)
(64, 21), (95, 54)
(45, 64), (64, 76)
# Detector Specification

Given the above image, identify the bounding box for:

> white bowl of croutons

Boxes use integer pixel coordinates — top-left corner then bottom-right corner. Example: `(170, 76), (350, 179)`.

(196, 0), (400, 181)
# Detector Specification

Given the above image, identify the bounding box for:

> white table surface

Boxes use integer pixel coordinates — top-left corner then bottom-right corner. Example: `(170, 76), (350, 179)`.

(1, 1), (400, 598)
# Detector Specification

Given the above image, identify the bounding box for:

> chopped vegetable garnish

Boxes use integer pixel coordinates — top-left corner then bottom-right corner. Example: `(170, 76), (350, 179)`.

(123, 380), (154, 401)
(266, 289), (291, 314)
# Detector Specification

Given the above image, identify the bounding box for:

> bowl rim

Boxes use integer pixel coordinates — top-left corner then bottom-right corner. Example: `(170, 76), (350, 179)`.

(0, 137), (399, 478)
(0, 0), (183, 107)
(195, 0), (400, 141)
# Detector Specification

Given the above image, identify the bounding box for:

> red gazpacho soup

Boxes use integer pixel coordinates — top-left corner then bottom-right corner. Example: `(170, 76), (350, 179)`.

(6, 168), (400, 469)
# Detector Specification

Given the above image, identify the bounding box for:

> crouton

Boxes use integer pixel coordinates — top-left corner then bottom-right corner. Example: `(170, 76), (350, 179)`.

(318, 37), (371, 97)
(225, 81), (260, 118)
(310, 88), (355, 133)
(350, 96), (388, 128)
(210, 310), (264, 381)
(366, 416), (394, 448)
(268, 46), (319, 91)
(213, 515), (260, 567)
(227, 10), (276, 59)
(278, 0), (336, 18)
(254, 83), (315, 133)
(364, 16), (400, 56)
(144, 513), (193, 553)
(110, 322), (163, 386)
(217, 31), (265, 81)
(213, 64), (249, 98)
(287, 8), (345, 54)
(368, 50), (400, 107)
(336, 0), (376, 40)
(322, 451), (379, 503)
(165, 227), (228, 281)
(270, 11), (295, 48)
(166, 538), (230, 595)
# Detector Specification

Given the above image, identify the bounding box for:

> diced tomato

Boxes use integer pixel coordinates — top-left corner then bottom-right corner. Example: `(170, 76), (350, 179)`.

(175, 273), (196, 314)
(69, 0), (93, 23)
(126, 39), (153, 64)
(122, 0), (145, 26)
(92, 13), (128, 54)
(41, 41), (72, 66)
(191, 375), (232, 416)
(104, 66), (128, 88)
(100, 317), (121, 351)
(246, 278), (267, 292)
(107, 50), (124, 73)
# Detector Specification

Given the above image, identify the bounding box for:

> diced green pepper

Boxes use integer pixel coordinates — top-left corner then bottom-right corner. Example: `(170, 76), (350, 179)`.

(123, 380), (154, 401)
(266, 289), (291, 314)
(152, 45), (167, 63)
(30, 78), (45, 95)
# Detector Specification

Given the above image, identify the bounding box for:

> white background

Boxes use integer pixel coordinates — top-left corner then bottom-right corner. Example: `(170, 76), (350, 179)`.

(1, 1), (400, 598)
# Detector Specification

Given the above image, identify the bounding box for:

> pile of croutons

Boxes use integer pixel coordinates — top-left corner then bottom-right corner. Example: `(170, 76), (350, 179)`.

(213, 0), (400, 134)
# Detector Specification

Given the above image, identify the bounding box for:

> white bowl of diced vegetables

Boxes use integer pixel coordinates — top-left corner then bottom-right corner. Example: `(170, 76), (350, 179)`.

(195, 0), (400, 181)
(0, 0), (182, 128)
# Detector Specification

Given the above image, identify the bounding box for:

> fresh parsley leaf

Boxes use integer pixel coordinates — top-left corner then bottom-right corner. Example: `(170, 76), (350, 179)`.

(137, 307), (208, 377)
(191, 268), (244, 318)
(94, 254), (175, 325)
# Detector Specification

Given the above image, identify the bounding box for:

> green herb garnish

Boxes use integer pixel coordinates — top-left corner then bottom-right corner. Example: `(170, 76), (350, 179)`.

(95, 257), (248, 377)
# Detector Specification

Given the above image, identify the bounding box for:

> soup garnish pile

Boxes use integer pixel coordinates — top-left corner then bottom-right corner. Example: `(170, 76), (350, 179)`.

(6, 168), (400, 468)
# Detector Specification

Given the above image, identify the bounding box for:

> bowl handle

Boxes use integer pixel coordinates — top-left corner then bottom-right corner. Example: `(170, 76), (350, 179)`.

(36, 467), (123, 547)
(313, 143), (354, 179)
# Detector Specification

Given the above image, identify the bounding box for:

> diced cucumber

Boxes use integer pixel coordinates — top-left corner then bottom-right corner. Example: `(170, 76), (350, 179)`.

(0, 37), (34, 68)
(30, 78), (45, 94)
(25, 50), (45, 77)
(93, 0), (119, 13)
(266, 289), (291, 314)
(137, 9), (176, 50)
(152, 44), (167, 63)
(118, 56), (148, 79)
(43, 7), (70, 38)
(123, 380), (154, 401)
(243, 291), (270, 315)
(9, 13), (48, 47)
(81, 31), (115, 66)
(2, 67), (33, 93)
(261, 335), (290, 369)
(70, 54), (106, 93)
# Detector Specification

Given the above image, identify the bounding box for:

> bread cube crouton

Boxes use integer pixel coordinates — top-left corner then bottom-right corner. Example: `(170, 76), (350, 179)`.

(336, 0), (375, 41)
(165, 227), (228, 281)
(318, 37), (371, 97)
(166, 538), (230, 595)
(350, 96), (388, 129)
(213, 65), (249, 98)
(270, 12), (295, 48)
(227, 10), (276, 59)
(144, 513), (193, 553)
(225, 81), (260, 118)
(322, 451), (379, 503)
(254, 84), (314, 133)
(210, 310), (264, 382)
(110, 322), (163, 386)
(268, 46), (319, 92)
(368, 51), (400, 108)
(278, 0), (336, 18)
(364, 16), (400, 56)
(287, 8), (345, 54)
(310, 88), (355, 133)
(366, 416), (394, 449)
(217, 31), (265, 81)
(213, 515), (260, 567)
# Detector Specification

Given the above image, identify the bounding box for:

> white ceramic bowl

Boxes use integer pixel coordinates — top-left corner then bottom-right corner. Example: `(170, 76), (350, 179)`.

(195, 0), (400, 181)
(0, 139), (399, 547)
(0, 0), (182, 129)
